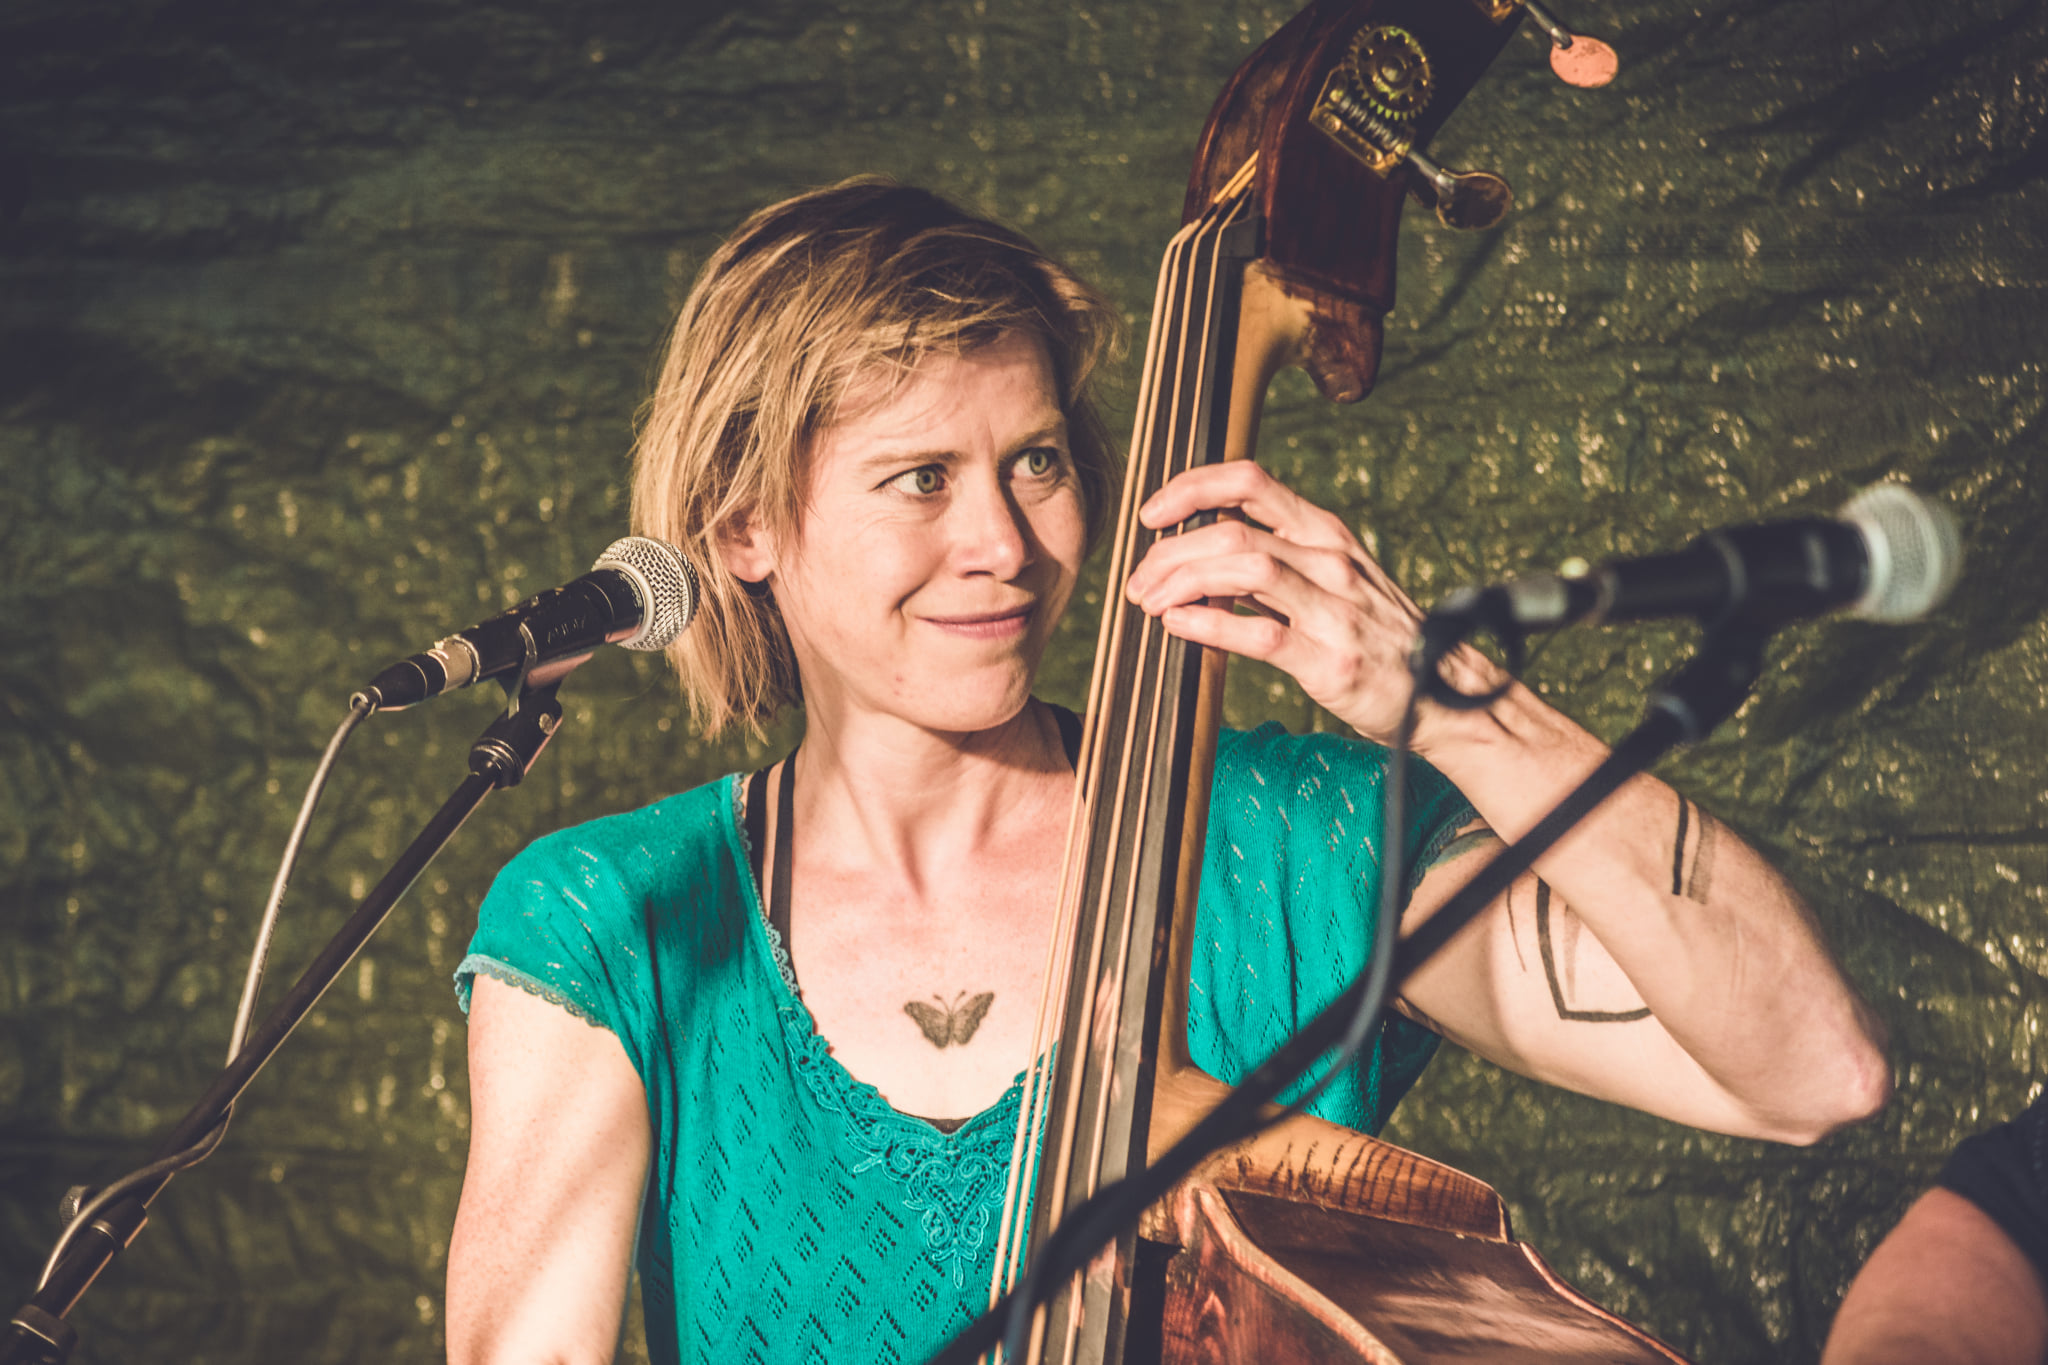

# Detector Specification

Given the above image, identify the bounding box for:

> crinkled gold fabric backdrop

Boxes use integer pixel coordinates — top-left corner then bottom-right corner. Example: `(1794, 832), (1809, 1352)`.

(3, 1), (2044, 1360)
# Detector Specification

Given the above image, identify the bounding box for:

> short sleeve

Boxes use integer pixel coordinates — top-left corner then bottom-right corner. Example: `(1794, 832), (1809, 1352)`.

(452, 776), (755, 1101)
(454, 832), (645, 1037)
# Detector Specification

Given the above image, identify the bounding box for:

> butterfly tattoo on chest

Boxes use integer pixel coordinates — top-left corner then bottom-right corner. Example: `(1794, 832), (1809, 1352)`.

(904, 991), (995, 1049)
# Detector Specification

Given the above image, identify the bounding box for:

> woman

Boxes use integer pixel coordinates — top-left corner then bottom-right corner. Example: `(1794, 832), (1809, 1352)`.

(445, 178), (1890, 1365)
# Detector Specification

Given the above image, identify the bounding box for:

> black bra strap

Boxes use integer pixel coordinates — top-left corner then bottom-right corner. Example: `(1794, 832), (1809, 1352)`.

(1050, 702), (1082, 768)
(744, 766), (769, 878)
(771, 751), (796, 958)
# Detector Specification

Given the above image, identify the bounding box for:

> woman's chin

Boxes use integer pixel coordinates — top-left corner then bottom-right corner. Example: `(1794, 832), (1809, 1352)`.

(891, 667), (1039, 737)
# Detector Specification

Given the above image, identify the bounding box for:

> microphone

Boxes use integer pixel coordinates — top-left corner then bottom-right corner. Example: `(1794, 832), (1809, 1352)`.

(1444, 484), (1961, 633)
(361, 536), (699, 710)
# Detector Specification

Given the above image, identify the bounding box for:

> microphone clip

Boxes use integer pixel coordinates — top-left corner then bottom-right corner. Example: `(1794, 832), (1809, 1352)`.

(1412, 589), (1527, 712)
(496, 623), (543, 717)
(468, 680), (564, 789)
(473, 635), (565, 788)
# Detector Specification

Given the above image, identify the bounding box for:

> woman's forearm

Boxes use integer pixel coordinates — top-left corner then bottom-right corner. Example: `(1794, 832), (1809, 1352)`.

(1413, 677), (1891, 1140)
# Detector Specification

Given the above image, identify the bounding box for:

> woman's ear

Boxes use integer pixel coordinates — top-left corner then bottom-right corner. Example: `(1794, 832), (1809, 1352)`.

(715, 512), (776, 587)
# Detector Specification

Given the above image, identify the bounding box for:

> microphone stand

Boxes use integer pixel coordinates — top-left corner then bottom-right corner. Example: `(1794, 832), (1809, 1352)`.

(1, 680), (568, 1365)
(926, 617), (1772, 1365)
(1398, 616), (1766, 968)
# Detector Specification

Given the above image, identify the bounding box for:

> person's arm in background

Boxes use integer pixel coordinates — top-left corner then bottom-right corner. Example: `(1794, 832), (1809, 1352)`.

(1824, 1094), (2048, 1364)
(1822, 1189), (2048, 1364)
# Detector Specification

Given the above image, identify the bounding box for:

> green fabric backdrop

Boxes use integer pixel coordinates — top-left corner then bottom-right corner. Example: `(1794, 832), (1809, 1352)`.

(3, 0), (2044, 1359)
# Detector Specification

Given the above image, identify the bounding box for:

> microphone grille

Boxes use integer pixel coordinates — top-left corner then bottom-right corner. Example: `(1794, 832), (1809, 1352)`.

(593, 535), (699, 650)
(1840, 484), (1962, 623)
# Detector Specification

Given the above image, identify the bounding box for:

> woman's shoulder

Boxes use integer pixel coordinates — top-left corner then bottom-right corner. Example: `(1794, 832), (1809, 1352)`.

(497, 771), (746, 897)
(461, 772), (754, 1035)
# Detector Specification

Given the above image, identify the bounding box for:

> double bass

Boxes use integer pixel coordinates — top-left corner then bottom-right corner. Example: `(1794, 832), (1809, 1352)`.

(969, 3), (1695, 1361)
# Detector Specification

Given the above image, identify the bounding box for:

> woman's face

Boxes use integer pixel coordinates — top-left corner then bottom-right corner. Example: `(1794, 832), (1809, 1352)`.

(725, 330), (1088, 739)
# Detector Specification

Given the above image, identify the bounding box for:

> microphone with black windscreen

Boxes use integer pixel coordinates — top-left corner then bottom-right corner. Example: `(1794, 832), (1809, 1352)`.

(360, 535), (699, 710)
(1438, 484), (1962, 635)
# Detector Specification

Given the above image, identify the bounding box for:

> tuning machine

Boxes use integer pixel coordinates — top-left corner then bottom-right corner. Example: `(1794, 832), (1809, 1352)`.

(1310, 25), (1514, 232)
(1404, 151), (1515, 233)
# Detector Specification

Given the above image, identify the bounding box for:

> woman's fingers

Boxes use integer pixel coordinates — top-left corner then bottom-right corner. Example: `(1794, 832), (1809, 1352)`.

(1133, 463), (1417, 601)
(1128, 534), (1340, 614)
(1138, 461), (1355, 553)
(1126, 531), (1405, 703)
(1152, 591), (1392, 732)
(1125, 463), (1445, 740)
(1155, 602), (1295, 668)
(1126, 517), (1419, 629)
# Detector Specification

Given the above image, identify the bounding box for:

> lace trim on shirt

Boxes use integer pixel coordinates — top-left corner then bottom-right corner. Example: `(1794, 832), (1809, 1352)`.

(777, 1006), (1028, 1288)
(453, 952), (610, 1030)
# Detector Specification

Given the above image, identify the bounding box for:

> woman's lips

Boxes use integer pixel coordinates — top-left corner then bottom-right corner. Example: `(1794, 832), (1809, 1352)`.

(922, 605), (1033, 640)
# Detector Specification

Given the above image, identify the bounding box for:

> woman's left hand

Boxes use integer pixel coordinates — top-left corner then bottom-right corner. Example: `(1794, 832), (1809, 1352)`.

(1123, 461), (1489, 747)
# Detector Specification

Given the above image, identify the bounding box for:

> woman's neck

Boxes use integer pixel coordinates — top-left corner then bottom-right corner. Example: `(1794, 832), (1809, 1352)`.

(787, 698), (1073, 902)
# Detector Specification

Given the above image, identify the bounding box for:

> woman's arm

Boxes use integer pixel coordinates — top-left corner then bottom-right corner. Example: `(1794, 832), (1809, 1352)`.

(1393, 690), (1890, 1143)
(1127, 461), (1890, 1143)
(447, 977), (652, 1365)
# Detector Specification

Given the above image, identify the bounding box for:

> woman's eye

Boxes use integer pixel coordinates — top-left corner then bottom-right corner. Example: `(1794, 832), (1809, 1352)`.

(1017, 448), (1062, 478)
(889, 466), (945, 495)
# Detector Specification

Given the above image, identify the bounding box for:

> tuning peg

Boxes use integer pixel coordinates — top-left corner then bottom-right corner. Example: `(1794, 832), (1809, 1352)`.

(1405, 148), (1513, 231)
(1522, 0), (1618, 88)
(1304, 25), (1516, 232)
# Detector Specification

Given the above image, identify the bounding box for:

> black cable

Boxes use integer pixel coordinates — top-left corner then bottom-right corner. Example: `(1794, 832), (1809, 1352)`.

(34, 1118), (229, 1293)
(32, 697), (374, 1293)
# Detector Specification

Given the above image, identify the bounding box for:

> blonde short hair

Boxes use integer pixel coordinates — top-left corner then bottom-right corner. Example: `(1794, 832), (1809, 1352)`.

(630, 177), (1121, 739)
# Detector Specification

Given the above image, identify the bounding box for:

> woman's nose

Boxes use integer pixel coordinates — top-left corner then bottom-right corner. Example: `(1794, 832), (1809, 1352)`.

(949, 474), (1032, 578)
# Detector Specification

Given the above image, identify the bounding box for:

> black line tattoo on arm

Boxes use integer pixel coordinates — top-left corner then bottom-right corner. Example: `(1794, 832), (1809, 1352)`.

(1672, 793), (1719, 904)
(1686, 811), (1718, 904)
(1672, 795), (1690, 895)
(1536, 880), (1652, 1023)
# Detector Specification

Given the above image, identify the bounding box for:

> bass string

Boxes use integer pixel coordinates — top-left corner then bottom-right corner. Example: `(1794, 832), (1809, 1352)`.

(991, 173), (1256, 1324)
(983, 205), (1196, 1309)
(1031, 205), (1223, 1272)
(993, 215), (1203, 1304)
(988, 167), (1258, 1329)
(1047, 187), (1253, 1365)
(989, 211), (1204, 1311)
(1069, 191), (1242, 1212)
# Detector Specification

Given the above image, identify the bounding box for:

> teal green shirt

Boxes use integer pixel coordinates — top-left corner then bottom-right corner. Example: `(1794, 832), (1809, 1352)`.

(456, 723), (1472, 1364)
